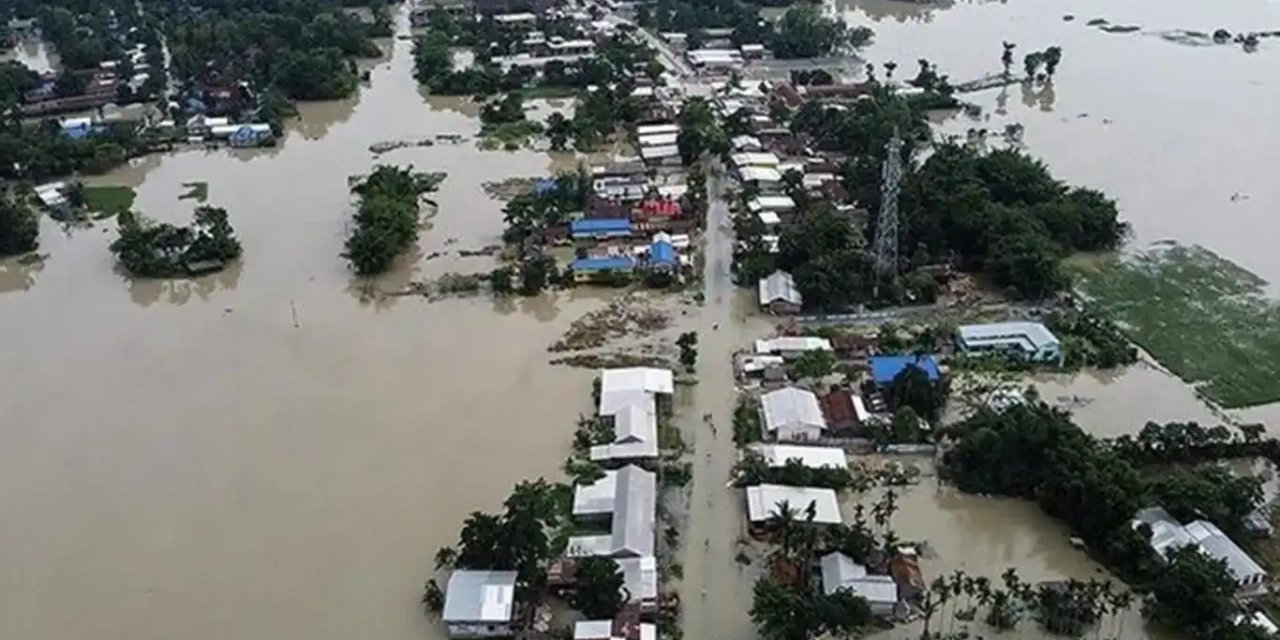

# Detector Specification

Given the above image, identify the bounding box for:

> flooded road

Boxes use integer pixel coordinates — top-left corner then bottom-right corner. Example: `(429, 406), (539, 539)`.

(0, 11), (606, 640)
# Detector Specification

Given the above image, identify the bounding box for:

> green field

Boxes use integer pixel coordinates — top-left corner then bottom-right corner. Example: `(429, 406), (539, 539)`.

(82, 185), (136, 218)
(1073, 243), (1280, 408)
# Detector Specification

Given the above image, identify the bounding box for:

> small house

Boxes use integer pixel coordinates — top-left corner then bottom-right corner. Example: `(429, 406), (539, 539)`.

(820, 552), (906, 618)
(755, 336), (833, 358)
(571, 218), (632, 241)
(758, 270), (801, 315)
(571, 256), (635, 283)
(760, 386), (827, 442)
(869, 355), (941, 389)
(745, 484), (842, 527)
(441, 570), (518, 638)
(648, 239), (677, 271)
(817, 388), (859, 430)
(228, 123), (273, 147)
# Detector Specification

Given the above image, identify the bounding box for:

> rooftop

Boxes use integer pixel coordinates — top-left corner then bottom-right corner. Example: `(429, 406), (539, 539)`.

(635, 123), (679, 136)
(739, 166), (782, 183)
(758, 270), (801, 306)
(760, 387), (827, 434)
(749, 444), (848, 469)
(600, 368), (673, 415)
(745, 484), (842, 524)
(572, 256), (635, 272)
(869, 355), (941, 385)
(957, 321), (1061, 352)
(442, 570), (518, 623)
(820, 552), (868, 594)
(755, 336), (833, 354)
(571, 218), (632, 234)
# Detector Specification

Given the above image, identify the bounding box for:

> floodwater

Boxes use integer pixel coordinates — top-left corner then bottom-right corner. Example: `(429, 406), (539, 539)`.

(0, 8), (610, 640)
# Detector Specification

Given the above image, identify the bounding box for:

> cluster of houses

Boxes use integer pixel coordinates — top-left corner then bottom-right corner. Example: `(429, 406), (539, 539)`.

(440, 367), (672, 640)
(654, 28), (769, 75)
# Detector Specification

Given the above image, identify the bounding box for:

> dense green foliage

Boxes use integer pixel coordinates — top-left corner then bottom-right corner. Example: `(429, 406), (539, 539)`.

(1141, 546), (1239, 638)
(0, 193), (40, 256)
(344, 166), (444, 276)
(775, 203), (872, 310)
(735, 452), (862, 491)
(733, 395), (763, 445)
(1045, 306), (1138, 369)
(769, 5), (871, 59)
(787, 349), (836, 380)
(433, 479), (569, 585)
(109, 206), (242, 277)
(751, 577), (873, 640)
(570, 557), (626, 618)
(0, 121), (142, 181)
(887, 363), (944, 420)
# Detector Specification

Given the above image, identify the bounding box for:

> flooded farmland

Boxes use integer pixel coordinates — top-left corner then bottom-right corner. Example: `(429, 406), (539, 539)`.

(1, 0), (1279, 639)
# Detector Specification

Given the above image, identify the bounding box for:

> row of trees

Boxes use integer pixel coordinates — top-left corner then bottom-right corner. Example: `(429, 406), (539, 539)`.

(344, 166), (445, 276)
(735, 452), (866, 491)
(0, 191), (40, 257)
(636, 0), (871, 59)
(109, 206), (242, 277)
(0, 119), (142, 180)
(943, 402), (1268, 638)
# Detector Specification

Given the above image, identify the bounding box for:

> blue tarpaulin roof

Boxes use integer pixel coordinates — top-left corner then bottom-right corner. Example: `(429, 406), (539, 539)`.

(534, 178), (558, 195)
(650, 240), (676, 265)
(869, 355), (941, 385)
(571, 218), (632, 234)
(572, 256), (634, 271)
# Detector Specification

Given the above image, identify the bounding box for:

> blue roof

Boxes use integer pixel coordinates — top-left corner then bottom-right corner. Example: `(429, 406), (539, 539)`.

(572, 256), (634, 271)
(650, 240), (676, 265)
(869, 355), (941, 385)
(571, 218), (632, 234)
(534, 178), (558, 195)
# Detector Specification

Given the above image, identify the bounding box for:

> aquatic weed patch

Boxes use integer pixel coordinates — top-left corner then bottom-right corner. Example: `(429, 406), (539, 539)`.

(82, 185), (135, 218)
(1073, 243), (1280, 408)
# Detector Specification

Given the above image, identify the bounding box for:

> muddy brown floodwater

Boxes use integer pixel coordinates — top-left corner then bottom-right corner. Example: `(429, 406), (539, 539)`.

(0, 9), (617, 640)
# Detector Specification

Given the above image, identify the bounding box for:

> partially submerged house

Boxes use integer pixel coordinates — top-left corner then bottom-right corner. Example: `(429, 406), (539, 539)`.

(599, 367), (674, 415)
(590, 396), (659, 465)
(758, 270), (802, 315)
(442, 570), (518, 638)
(748, 443), (848, 470)
(760, 386), (827, 442)
(1131, 506), (1268, 598)
(567, 465), (659, 611)
(571, 256), (635, 283)
(820, 552), (906, 618)
(754, 336), (833, 358)
(745, 484), (842, 528)
(571, 218), (632, 241)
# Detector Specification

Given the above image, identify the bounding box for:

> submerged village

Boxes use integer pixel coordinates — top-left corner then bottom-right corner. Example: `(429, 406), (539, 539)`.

(4, 1), (1280, 640)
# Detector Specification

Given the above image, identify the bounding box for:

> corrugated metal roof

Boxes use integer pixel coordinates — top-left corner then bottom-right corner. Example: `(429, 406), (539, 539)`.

(589, 439), (659, 462)
(572, 256), (635, 271)
(820, 552), (868, 594)
(650, 240), (677, 265)
(760, 387), (827, 434)
(442, 570), (518, 623)
(599, 368), (673, 415)
(745, 484), (841, 524)
(758, 270), (801, 306)
(957, 321), (1060, 352)
(869, 355), (941, 385)
(618, 555), (658, 602)
(750, 444), (847, 469)
(571, 218), (632, 233)
(636, 123), (679, 136)
(611, 465), (656, 556)
(612, 398), (657, 443)
(755, 336), (832, 354)
(573, 471), (619, 516)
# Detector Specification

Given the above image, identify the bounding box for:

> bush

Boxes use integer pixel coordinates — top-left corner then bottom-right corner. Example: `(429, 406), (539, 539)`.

(109, 206), (241, 277)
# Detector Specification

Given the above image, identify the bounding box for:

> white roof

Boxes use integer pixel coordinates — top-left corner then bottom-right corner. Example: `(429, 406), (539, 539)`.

(575, 621), (615, 640)
(612, 465), (656, 556)
(750, 444), (848, 469)
(820, 552), (868, 594)
(758, 270), (801, 306)
(755, 336), (832, 354)
(60, 117), (93, 129)
(741, 43), (766, 53)
(442, 570), (517, 623)
(34, 182), (67, 207)
(494, 12), (537, 22)
(655, 184), (688, 199)
(599, 368), (673, 415)
(631, 86), (655, 97)
(613, 399), (657, 443)
(618, 555), (658, 602)
(640, 145), (679, 161)
(636, 123), (679, 136)
(804, 172), (836, 187)
(957, 321), (1061, 351)
(749, 195), (795, 211)
(745, 484), (841, 524)
(731, 152), (780, 168)
(739, 166), (782, 183)
(565, 535), (614, 557)
(573, 471), (619, 516)
(757, 211), (781, 226)
(760, 387), (827, 434)
(740, 354), (784, 373)
(638, 132), (678, 147)
(852, 395), (870, 423)
(1185, 520), (1267, 582)
(732, 135), (762, 151)
(590, 439), (659, 462)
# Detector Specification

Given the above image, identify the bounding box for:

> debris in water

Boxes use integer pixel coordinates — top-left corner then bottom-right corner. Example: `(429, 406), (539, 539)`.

(550, 295), (671, 352)
(1062, 14), (1074, 21)
(1099, 24), (1141, 34)
(368, 138), (435, 155)
(457, 244), (503, 257)
(549, 353), (673, 369)
(1086, 18), (1108, 27)
(387, 272), (488, 300)
(481, 176), (539, 200)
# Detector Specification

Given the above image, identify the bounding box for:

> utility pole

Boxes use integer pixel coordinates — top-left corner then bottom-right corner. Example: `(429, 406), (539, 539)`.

(872, 129), (904, 297)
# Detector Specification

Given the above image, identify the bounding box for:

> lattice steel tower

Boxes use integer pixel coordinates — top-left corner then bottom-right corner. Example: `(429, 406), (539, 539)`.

(872, 130), (904, 294)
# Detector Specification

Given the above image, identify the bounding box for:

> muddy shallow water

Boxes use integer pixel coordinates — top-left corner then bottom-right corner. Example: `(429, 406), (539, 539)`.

(0, 13), (610, 640)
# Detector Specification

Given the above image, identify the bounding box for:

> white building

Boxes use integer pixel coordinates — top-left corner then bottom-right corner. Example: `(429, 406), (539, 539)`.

(745, 484), (841, 524)
(1132, 507), (1268, 598)
(599, 367), (673, 415)
(747, 195), (795, 214)
(820, 552), (904, 617)
(956, 321), (1063, 363)
(749, 444), (848, 470)
(569, 465), (656, 558)
(758, 270), (802, 314)
(754, 336), (833, 357)
(760, 386), (827, 442)
(590, 395), (659, 464)
(442, 570), (518, 638)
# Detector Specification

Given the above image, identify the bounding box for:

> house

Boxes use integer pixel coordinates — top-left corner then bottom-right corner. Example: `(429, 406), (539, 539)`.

(760, 386), (827, 442)
(747, 195), (795, 214)
(745, 484), (842, 525)
(185, 114), (229, 136)
(640, 144), (679, 165)
(590, 395), (659, 465)
(571, 256), (635, 283)
(571, 218), (632, 240)
(1131, 507), (1268, 598)
(740, 43), (767, 59)
(955, 321), (1063, 363)
(575, 619), (657, 640)
(648, 239), (677, 271)
(636, 123), (679, 137)
(730, 152), (780, 169)
(568, 464), (657, 558)
(820, 552), (906, 618)
(758, 270), (802, 315)
(755, 336), (834, 358)
(492, 12), (538, 29)
(216, 123), (273, 147)
(738, 166), (782, 187)
(635, 198), (681, 220)
(442, 570), (518, 638)
(748, 444), (848, 470)
(33, 182), (69, 214)
(869, 355), (941, 388)
(594, 174), (649, 202)
(817, 388), (859, 430)
(599, 367), (674, 416)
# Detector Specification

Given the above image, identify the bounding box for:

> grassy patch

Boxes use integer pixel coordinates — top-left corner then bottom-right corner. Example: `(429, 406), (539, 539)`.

(478, 120), (543, 150)
(179, 181), (209, 202)
(1073, 243), (1280, 408)
(519, 85), (579, 100)
(82, 185), (135, 218)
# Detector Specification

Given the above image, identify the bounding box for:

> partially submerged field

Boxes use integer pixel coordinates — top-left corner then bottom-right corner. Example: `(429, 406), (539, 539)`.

(1073, 243), (1280, 408)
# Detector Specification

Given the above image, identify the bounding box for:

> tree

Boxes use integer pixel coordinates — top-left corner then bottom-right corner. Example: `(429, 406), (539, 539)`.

(1142, 546), (1239, 638)
(1043, 46), (1063, 77)
(489, 266), (514, 295)
(676, 97), (726, 165)
(421, 579), (445, 617)
(0, 194), (39, 256)
(888, 363), (943, 420)
(1001, 41), (1016, 75)
(1024, 52), (1045, 79)
(434, 546), (458, 570)
(677, 331), (698, 370)
(345, 166), (442, 275)
(518, 251), (556, 295)
(751, 577), (818, 640)
(571, 557), (626, 618)
(770, 5), (856, 59)
(545, 112), (570, 151)
(788, 349), (836, 380)
(777, 203), (870, 310)
(1149, 466), (1262, 540)
(888, 406), (921, 443)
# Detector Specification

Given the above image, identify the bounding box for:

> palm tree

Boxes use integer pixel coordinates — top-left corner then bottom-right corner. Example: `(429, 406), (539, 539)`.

(767, 500), (800, 559)
(1001, 42), (1016, 75)
(883, 61), (897, 80)
(1043, 46), (1063, 78)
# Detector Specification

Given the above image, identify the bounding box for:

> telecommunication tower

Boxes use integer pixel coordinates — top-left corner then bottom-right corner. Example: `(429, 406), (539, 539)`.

(872, 130), (904, 294)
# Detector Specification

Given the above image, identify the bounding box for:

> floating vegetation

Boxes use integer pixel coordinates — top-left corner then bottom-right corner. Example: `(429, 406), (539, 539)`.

(1073, 243), (1280, 408)
(82, 185), (136, 218)
(550, 295), (671, 352)
(178, 181), (209, 202)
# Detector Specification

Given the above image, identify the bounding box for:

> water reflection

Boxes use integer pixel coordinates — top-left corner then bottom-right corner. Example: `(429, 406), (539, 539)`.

(1019, 79), (1057, 111)
(125, 261), (243, 307)
(0, 253), (47, 293)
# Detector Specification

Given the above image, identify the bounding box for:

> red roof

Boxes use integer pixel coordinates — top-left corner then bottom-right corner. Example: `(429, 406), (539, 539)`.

(635, 197), (681, 219)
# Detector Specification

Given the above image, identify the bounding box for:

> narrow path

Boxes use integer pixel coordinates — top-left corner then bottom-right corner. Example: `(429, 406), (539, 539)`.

(680, 167), (756, 640)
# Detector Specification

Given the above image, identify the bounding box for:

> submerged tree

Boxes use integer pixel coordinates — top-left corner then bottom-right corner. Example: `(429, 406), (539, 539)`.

(0, 193), (39, 256)
(110, 206), (242, 277)
(571, 557), (626, 618)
